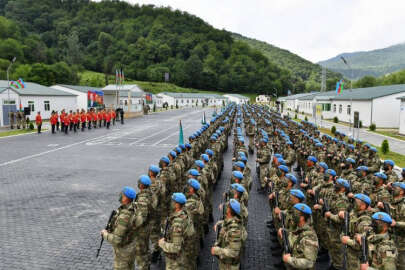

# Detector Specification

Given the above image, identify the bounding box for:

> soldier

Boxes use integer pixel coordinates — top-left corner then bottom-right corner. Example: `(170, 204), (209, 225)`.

(340, 158), (358, 184)
(360, 212), (397, 270)
(284, 141), (296, 171)
(159, 192), (194, 270)
(21, 111), (26, 129)
(16, 110), (22, 129)
(211, 199), (244, 270)
(35, 111), (42, 134)
(367, 147), (381, 173)
(133, 175), (154, 270)
(9, 111), (14, 129)
(149, 165), (165, 262)
(100, 186), (136, 270)
(389, 182), (405, 270)
(184, 179), (204, 269)
(370, 172), (391, 209)
(340, 194), (373, 270)
(279, 203), (319, 270)
(230, 183), (248, 226)
(383, 160), (399, 185)
(50, 111), (57, 134)
(353, 166), (373, 195)
(256, 138), (271, 192)
(159, 156), (175, 226)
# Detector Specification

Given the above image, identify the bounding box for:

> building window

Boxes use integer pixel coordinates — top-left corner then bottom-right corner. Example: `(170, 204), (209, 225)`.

(323, 103), (331, 111)
(28, 101), (34, 112)
(187, 99), (189, 103)
(124, 100), (128, 105)
(181, 99), (184, 104)
(44, 101), (50, 111)
(339, 104), (342, 114)
(347, 105), (351, 115)
(333, 104), (336, 112)
(3, 99), (15, 105)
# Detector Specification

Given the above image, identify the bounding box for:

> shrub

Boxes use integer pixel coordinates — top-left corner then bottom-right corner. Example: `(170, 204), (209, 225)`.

(294, 114), (298, 119)
(304, 116), (308, 121)
(381, 140), (389, 154)
(333, 116), (339, 123)
(359, 121), (363, 128)
(331, 126), (336, 134)
(369, 123), (376, 131)
(29, 123), (34, 130)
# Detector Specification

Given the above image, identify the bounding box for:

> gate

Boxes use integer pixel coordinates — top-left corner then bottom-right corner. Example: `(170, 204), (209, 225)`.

(2, 104), (17, 126)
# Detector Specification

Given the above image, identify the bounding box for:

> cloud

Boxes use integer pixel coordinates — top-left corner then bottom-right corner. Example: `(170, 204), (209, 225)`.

(118, 0), (405, 62)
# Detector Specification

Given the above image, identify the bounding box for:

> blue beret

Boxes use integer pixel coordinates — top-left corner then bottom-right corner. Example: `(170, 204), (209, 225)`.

(239, 155), (248, 162)
(175, 147), (182, 154)
(286, 141), (293, 145)
(205, 149), (214, 156)
(210, 135), (217, 140)
(201, 154), (210, 162)
(229, 199), (241, 215)
(261, 138), (268, 143)
(172, 192), (187, 204)
(139, 175), (151, 186)
(188, 179), (200, 190)
(231, 183), (245, 193)
(364, 143), (371, 148)
(195, 160), (205, 168)
(307, 156), (317, 163)
(286, 173), (297, 184)
(185, 143), (192, 149)
(235, 161), (245, 169)
(149, 165), (160, 174)
(374, 172), (387, 180)
(188, 169), (200, 176)
(278, 165), (289, 173)
(169, 151), (177, 158)
(384, 160), (395, 167)
(239, 137), (245, 143)
(189, 135), (196, 140)
(346, 158), (356, 164)
(354, 194), (371, 205)
(318, 162), (328, 170)
(274, 154), (283, 159)
(370, 147), (377, 152)
(294, 203), (312, 215)
(315, 142), (323, 147)
(336, 178), (350, 189)
(372, 212), (392, 224)
(326, 169), (336, 177)
(290, 189), (305, 200)
(179, 144), (186, 150)
(348, 144), (355, 150)
(122, 186), (136, 199)
(160, 156), (170, 164)
(332, 138), (338, 143)
(393, 182), (405, 190)
(232, 170), (244, 180)
(277, 158), (286, 165)
(356, 166), (368, 172)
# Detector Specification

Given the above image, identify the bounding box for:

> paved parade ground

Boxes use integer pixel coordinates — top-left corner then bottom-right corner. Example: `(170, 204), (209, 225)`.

(0, 107), (327, 270)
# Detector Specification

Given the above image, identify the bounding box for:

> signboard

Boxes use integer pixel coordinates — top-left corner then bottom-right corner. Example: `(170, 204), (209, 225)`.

(316, 104), (322, 116)
(88, 90), (104, 108)
(354, 111), (360, 128)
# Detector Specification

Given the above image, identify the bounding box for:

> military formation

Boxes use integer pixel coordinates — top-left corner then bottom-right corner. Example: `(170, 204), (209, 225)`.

(99, 103), (405, 270)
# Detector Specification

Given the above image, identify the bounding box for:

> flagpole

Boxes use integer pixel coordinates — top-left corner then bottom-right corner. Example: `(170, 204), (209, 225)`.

(341, 57), (353, 135)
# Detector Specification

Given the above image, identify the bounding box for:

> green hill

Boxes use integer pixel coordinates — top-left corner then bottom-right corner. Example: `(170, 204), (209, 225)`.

(231, 33), (342, 91)
(0, 0), (298, 96)
(318, 43), (405, 79)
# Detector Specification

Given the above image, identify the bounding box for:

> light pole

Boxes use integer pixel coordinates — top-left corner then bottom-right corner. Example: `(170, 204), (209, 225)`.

(341, 56), (353, 135)
(6, 57), (16, 103)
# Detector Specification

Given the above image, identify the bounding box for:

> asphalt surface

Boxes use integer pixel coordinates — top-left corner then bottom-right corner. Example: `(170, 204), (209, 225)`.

(1, 107), (329, 270)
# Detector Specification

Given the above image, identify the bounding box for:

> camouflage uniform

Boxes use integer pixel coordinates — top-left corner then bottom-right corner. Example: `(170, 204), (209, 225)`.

(257, 145), (271, 189)
(150, 175), (166, 254)
(367, 233), (397, 270)
(103, 203), (136, 270)
(285, 224), (319, 270)
(391, 196), (405, 270)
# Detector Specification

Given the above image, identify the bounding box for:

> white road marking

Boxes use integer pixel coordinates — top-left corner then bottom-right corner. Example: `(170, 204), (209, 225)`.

(151, 126), (190, 146)
(128, 127), (175, 146)
(47, 144), (59, 147)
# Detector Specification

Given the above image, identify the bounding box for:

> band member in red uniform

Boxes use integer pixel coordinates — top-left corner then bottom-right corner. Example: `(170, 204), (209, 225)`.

(106, 109), (111, 129)
(64, 112), (70, 134)
(87, 109), (92, 130)
(80, 109), (87, 131)
(50, 111), (57, 134)
(111, 109), (116, 126)
(97, 110), (102, 128)
(60, 109), (65, 132)
(35, 111), (42, 134)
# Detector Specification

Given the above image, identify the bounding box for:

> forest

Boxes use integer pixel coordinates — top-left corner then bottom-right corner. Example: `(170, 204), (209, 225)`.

(0, 0), (295, 95)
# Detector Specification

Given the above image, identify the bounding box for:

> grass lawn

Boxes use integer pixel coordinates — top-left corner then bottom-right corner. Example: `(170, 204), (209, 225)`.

(0, 129), (37, 137)
(372, 130), (405, 141)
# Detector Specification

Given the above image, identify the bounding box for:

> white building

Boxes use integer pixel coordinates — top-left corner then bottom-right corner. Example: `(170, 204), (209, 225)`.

(0, 81), (76, 126)
(280, 92), (319, 111)
(256, 95), (271, 103)
(157, 92), (227, 108)
(397, 96), (405, 135)
(51, 84), (103, 110)
(281, 84), (405, 128)
(102, 84), (144, 113)
(223, 94), (249, 104)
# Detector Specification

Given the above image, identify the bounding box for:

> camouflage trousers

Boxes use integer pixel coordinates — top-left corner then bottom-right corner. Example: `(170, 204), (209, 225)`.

(150, 214), (161, 252)
(326, 227), (344, 269)
(398, 250), (405, 270)
(164, 255), (184, 270)
(248, 136), (254, 152)
(112, 241), (136, 270)
(183, 234), (198, 270)
(134, 233), (150, 270)
(259, 164), (268, 188)
(347, 246), (361, 270)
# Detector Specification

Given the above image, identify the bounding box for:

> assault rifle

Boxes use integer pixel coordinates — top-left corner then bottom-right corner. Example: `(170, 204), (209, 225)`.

(342, 211), (349, 270)
(162, 217), (170, 240)
(212, 195), (228, 270)
(280, 212), (291, 254)
(360, 234), (368, 265)
(96, 210), (117, 258)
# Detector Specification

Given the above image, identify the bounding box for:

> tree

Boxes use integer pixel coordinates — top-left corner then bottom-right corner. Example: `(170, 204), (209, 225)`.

(184, 54), (203, 88)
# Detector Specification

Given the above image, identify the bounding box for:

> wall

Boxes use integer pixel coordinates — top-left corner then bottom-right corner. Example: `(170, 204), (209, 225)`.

(372, 93), (404, 128)
(400, 100), (405, 135)
(51, 85), (86, 109)
(0, 90), (19, 126)
(20, 95), (77, 120)
(330, 100), (371, 126)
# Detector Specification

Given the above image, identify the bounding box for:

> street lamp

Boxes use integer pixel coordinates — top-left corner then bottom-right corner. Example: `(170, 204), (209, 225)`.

(7, 57), (16, 104)
(340, 56), (353, 135)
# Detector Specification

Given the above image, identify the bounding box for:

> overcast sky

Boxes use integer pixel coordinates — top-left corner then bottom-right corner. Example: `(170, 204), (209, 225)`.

(123, 0), (405, 63)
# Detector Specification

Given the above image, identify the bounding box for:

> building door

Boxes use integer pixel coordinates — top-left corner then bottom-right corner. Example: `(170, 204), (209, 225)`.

(2, 104), (17, 125)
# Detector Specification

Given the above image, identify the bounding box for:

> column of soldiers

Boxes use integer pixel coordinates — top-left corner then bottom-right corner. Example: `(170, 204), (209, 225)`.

(8, 111), (30, 129)
(243, 104), (405, 270)
(100, 104), (239, 270)
(48, 108), (118, 134)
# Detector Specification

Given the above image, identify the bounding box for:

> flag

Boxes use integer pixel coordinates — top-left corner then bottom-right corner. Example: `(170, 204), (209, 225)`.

(122, 70), (125, 83)
(336, 79), (344, 94)
(10, 78), (25, 89)
(201, 112), (206, 124)
(179, 120), (184, 145)
(145, 93), (152, 102)
(115, 69), (118, 85)
(17, 78), (25, 88)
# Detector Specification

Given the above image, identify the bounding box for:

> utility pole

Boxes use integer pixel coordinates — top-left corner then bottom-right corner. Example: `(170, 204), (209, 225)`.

(321, 66), (326, 92)
(7, 57), (16, 103)
(341, 56), (353, 135)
